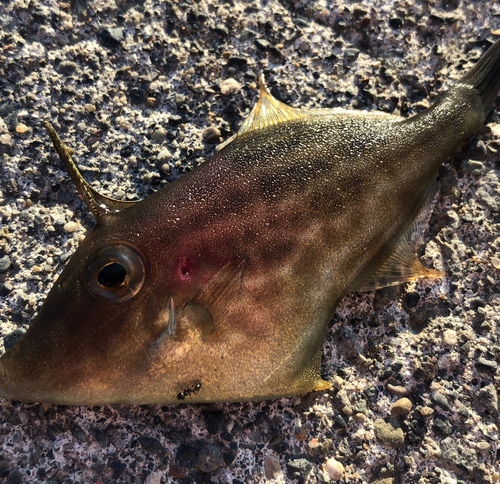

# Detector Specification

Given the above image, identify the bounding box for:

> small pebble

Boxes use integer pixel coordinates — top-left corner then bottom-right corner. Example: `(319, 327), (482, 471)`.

(354, 399), (367, 414)
(286, 457), (313, 483)
(197, 444), (223, 472)
(0, 133), (12, 146)
(157, 149), (171, 162)
(220, 78), (241, 95)
(97, 27), (124, 48)
(143, 470), (162, 484)
(442, 329), (457, 346)
(432, 415), (454, 437)
(203, 126), (221, 144)
(307, 438), (320, 449)
(264, 455), (280, 479)
(324, 457), (344, 480)
(431, 392), (451, 411)
(477, 383), (498, 412)
(58, 61), (77, 74)
(491, 256), (500, 270)
(387, 384), (408, 396)
(374, 418), (405, 449)
(391, 397), (412, 416)
(248, 430), (262, 443)
(0, 255), (11, 273)
(335, 389), (350, 408)
(457, 405), (470, 418)
(64, 221), (78, 233)
(152, 127), (166, 142)
(341, 405), (353, 416)
(476, 441), (490, 452)
(175, 94), (185, 107)
(15, 123), (29, 133)
(418, 406), (435, 418)
(0, 281), (13, 296)
(475, 357), (498, 373)
(332, 375), (344, 389)
(137, 437), (162, 455)
(168, 114), (183, 126)
(256, 38), (271, 50)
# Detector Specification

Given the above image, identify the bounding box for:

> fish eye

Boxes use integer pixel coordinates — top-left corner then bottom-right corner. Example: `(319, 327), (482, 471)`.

(97, 262), (127, 287)
(86, 242), (147, 302)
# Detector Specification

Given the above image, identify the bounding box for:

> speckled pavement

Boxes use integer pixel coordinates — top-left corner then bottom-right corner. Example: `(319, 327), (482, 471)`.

(0, 0), (499, 483)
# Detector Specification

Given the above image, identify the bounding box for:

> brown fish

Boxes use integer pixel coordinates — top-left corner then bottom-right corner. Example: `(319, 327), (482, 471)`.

(0, 37), (499, 405)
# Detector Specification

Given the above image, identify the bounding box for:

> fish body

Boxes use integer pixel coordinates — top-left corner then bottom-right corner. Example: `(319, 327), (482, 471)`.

(0, 38), (499, 404)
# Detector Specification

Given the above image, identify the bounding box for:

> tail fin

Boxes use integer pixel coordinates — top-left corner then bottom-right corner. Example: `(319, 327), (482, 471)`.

(458, 37), (500, 117)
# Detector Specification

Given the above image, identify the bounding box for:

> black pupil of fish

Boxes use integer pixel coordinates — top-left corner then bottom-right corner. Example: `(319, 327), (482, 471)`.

(98, 262), (127, 287)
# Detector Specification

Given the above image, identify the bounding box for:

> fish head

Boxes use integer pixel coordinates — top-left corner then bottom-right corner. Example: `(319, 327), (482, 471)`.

(0, 206), (230, 405)
(0, 223), (173, 404)
(0, 121), (213, 404)
(0, 209), (324, 405)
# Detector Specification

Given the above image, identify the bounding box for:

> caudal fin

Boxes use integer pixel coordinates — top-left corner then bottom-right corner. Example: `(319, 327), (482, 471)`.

(458, 37), (500, 117)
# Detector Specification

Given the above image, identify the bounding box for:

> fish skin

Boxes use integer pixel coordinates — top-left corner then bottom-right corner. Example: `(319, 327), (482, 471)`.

(0, 38), (499, 405)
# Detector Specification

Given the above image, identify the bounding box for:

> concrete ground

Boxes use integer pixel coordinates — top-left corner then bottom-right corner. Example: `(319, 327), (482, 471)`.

(0, 0), (499, 482)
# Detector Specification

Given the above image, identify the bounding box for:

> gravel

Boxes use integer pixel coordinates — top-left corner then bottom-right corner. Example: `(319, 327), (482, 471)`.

(0, 0), (499, 482)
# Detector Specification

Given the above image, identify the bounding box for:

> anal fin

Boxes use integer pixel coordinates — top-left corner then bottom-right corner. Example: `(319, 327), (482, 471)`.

(361, 182), (444, 291)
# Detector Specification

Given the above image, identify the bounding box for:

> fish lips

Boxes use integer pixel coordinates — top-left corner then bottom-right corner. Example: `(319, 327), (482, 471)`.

(0, 336), (59, 404)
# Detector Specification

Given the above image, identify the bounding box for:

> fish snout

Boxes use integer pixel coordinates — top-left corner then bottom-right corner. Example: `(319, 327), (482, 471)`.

(0, 333), (57, 403)
(0, 357), (12, 401)
(0, 348), (26, 402)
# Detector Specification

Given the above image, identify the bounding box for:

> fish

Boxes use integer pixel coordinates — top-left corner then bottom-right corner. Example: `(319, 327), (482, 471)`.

(0, 37), (499, 405)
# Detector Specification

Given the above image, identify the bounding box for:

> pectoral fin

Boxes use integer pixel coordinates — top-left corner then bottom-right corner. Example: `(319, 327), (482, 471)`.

(170, 257), (247, 342)
(174, 303), (215, 342)
(361, 183), (444, 291)
(190, 256), (247, 321)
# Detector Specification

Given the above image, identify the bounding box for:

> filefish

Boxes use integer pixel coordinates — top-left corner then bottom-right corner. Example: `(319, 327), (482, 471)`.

(0, 38), (499, 405)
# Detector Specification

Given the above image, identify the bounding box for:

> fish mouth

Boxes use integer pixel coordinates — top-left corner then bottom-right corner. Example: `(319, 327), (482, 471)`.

(0, 350), (84, 405)
(0, 340), (56, 404)
(0, 357), (15, 402)
(0, 347), (27, 402)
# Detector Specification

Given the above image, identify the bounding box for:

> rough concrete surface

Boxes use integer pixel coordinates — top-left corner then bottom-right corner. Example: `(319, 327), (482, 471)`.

(0, 0), (499, 483)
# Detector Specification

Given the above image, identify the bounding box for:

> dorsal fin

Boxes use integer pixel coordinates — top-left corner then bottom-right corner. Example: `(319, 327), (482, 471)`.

(237, 74), (329, 136)
(43, 121), (137, 220)
(216, 74), (399, 151)
(361, 182), (444, 291)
